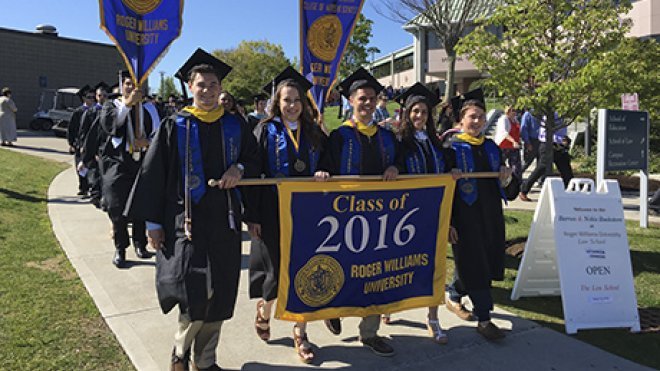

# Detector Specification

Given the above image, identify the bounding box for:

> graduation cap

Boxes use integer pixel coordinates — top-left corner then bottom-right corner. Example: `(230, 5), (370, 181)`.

(175, 48), (232, 83)
(76, 85), (92, 98)
(107, 83), (121, 99)
(394, 82), (441, 109)
(94, 81), (109, 91)
(450, 88), (485, 122)
(262, 66), (313, 95)
(338, 67), (384, 98)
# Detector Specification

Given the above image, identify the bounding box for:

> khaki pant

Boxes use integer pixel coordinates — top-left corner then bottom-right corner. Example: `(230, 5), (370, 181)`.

(173, 313), (223, 369)
(359, 314), (381, 339)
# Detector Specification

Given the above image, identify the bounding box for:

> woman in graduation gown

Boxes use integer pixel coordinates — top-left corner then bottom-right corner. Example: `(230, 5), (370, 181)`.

(382, 83), (454, 344)
(445, 93), (512, 341)
(126, 49), (260, 370)
(244, 67), (327, 363)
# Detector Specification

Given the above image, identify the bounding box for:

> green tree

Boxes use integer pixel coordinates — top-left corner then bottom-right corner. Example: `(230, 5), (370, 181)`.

(157, 76), (180, 99)
(213, 40), (291, 103)
(377, 0), (496, 100)
(580, 37), (660, 122)
(339, 14), (380, 79)
(457, 0), (632, 176)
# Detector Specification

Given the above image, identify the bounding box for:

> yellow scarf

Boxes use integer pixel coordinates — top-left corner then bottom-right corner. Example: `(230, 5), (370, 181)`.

(343, 118), (378, 137)
(182, 105), (224, 124)
(456, 132), (485, 145)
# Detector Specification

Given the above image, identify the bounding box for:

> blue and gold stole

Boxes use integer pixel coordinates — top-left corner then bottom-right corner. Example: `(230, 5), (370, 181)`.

(338, 121), (397, 175)
(264, 119), (320, 177)
(175, 112), (242, 203)
(405, 139), (444, 174)
(452, 138), (506, 205)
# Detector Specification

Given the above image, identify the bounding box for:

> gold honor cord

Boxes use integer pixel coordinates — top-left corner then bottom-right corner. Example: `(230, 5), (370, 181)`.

(283, 120), (302, 153)
(207, 172), (500, 187)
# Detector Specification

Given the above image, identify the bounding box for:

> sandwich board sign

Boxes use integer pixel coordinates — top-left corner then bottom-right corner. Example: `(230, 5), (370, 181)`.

(511, 178), (640, 334)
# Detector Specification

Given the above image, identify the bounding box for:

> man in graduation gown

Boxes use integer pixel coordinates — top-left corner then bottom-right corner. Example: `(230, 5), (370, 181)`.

(98, 71), (159, 267)
(78, 82), (109, 208)
(246, 93), (267, 133)
(317, 67), (399, 357)
(126, 48), (260, 371)
(68, 85), (95, 196)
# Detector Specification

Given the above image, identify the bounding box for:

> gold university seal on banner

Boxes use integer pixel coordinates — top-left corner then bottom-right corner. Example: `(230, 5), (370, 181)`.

(307, 15), (342, 62)
(122, 0), (162, 15)
(295, 254), (344, 307)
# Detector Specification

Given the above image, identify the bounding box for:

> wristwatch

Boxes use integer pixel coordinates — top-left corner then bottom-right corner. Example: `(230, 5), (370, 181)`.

(234, 163), (245, 175)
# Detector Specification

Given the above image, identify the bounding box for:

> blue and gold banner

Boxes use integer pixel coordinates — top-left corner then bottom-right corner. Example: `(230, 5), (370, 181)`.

(275, 177), (456, 321)
(99, 0), (184, 86)
(300, 0), (365, 112)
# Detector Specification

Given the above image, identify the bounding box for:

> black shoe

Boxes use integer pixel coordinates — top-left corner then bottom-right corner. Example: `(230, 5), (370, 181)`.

(90, 198), (101, 209)
(361, 336), (394, 357)
(476, 321), (506, 341)
(112, 249), (126, 268)
(77, 190), (86, 196)
(324, 318), (341, 335)
(134, 244), (151, 259)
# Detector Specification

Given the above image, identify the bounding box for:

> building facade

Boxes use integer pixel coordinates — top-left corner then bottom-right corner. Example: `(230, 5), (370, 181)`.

(0, 26), (124, 128)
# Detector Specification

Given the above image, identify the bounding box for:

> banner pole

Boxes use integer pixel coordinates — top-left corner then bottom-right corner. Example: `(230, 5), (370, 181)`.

(208, 172), (500, 187)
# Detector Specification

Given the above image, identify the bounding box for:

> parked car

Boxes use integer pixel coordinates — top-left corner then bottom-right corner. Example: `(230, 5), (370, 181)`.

(29, 87), (81, 137)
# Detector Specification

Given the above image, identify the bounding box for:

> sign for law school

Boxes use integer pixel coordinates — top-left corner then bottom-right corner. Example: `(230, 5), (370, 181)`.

(274, 177), (455, 322)
(512, 178), (640, 334)
(598, 109), (649, 172)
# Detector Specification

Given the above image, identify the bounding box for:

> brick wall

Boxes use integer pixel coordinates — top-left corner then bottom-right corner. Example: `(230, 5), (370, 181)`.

(0, 27), (124, 128)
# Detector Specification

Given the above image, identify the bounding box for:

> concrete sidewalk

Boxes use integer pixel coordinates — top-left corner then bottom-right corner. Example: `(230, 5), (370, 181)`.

(6, 131), (656, 370)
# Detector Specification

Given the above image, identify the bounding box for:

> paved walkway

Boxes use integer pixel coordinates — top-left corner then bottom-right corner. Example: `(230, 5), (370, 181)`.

(4, 131), (655, 370)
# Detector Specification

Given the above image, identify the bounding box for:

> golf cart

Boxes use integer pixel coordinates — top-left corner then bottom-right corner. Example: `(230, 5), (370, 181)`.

(30, 87), (81, 137)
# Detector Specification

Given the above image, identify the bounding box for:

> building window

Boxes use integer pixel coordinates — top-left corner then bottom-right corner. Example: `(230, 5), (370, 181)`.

(373, 62), (391, 79)
(394, 54), (414, 73)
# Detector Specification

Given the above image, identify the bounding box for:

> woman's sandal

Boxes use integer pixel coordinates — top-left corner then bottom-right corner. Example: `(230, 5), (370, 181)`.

(255, 299), (270, 341)
(293, 327), (315, 363)
(427, 319), (448, 344)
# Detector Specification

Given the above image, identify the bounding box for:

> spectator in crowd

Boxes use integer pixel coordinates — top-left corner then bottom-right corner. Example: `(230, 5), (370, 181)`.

(494, 106), (523, 182)
(0, 87), (18, 147)
(373, 92), (394, 131)
(519, 113), (574, 201)
(68, 85), (95, 196)
(520, 109), (541, 174)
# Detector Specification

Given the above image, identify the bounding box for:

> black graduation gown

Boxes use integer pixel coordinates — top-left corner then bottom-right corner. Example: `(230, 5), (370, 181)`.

(244, 121), (328, 301)
(397, 136), (455, 175)
(450, 139), (506, 291)
(318, 125), (400, 176)
(98, 100), (154, 217)
(126, 111), (260, 321)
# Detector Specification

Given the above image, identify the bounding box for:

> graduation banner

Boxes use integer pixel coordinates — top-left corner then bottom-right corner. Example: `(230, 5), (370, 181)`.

(300, 0), (365, 112)
(275, 177), (456, 322)
(99, 0), (184, 86)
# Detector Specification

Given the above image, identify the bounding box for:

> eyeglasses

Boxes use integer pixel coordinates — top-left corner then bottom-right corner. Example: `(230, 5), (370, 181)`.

(85, 95), (95, 99)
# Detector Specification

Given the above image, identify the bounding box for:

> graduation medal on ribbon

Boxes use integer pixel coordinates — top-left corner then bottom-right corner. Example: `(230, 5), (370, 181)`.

(294, 159), (306, 172)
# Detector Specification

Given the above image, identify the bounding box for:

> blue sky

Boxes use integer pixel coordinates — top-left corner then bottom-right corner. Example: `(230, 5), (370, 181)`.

(0, 0), (412, 89)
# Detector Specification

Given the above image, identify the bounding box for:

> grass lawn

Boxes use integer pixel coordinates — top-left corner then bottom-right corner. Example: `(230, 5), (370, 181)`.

(491, 210), (660, 369)
(0, 149), (133, 370)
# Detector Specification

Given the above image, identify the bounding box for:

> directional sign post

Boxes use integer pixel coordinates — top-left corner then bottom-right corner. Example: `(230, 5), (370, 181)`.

(597, 109), (650, 228)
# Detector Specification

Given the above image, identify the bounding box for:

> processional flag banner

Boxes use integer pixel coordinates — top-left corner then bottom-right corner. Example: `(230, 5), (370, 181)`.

(300, 0), (365, 112)
(275, 177), (456, 321)
(99, 0), (184, 86)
